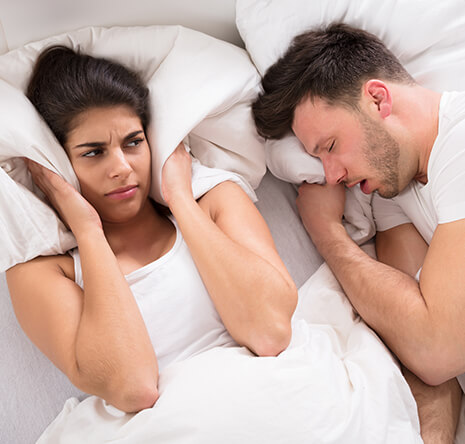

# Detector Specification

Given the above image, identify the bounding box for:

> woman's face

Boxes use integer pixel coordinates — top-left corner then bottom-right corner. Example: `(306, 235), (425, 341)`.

(65, 105), (152, 224)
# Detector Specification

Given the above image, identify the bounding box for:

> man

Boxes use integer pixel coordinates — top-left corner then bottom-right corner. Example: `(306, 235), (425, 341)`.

(253, 23), (463, 443)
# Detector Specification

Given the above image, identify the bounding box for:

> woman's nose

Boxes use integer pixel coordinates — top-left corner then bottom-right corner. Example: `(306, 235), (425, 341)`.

(109, 149), (132, 179)
(322, 156), (346, 185)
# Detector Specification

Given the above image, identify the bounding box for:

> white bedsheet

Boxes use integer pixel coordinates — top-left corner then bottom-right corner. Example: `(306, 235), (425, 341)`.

(37, 252), (422, 444)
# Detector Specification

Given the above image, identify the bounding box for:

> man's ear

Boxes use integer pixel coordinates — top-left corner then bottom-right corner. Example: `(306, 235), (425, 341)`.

(364, 79), (392, 119)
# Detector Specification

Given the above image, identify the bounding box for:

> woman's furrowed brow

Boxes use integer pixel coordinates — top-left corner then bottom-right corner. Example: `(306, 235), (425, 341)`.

(71, 131), (144, 149)
(71, 141), (106, 149)
(124, 130), (144, 141)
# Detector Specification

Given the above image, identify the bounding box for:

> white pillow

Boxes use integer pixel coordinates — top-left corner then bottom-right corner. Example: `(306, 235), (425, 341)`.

(0, 25), (265, 271)
(0, 25), (265, 195)
(236, 0), (465, 91)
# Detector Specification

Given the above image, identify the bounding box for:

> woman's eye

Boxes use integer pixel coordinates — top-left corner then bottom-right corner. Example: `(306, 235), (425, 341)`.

(126, 138), (144, 148)
(82, 149), (102, 158)
(328, 141), (335, 153)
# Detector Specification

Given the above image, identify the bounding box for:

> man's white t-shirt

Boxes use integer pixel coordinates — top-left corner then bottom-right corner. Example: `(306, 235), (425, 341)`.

(372, 90), (465, 391)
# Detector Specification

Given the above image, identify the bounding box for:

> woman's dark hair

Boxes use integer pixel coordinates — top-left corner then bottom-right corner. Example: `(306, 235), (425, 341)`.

(252, 23), (415, 140)
(27, 45), (150, 146)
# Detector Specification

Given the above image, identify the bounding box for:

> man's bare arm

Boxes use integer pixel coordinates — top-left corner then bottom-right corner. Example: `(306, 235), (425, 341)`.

(375, 223), (427, 276)
(297, 182), (465, 384)
(377, 224), (462, 444)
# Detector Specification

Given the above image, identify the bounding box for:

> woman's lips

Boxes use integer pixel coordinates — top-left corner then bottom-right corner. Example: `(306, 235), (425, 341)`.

(105, 185), (138, 200)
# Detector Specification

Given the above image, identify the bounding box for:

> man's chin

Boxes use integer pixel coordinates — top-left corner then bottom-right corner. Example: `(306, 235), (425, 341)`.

(376, 187), (399, 199)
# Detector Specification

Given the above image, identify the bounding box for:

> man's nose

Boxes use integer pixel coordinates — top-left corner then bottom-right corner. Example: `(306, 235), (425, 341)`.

(322, 156), (346, 185)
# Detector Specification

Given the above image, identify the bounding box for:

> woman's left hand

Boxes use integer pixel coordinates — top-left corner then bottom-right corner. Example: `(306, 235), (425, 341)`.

(161, 142), (193, 207)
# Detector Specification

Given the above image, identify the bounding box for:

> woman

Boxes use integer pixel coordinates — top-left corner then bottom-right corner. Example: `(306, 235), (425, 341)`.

(6, 46), (297, 413)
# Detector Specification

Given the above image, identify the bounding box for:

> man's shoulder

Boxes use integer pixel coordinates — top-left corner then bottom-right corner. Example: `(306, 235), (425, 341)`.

(429, 92), (465, 176)
(439, 91), (465, 121)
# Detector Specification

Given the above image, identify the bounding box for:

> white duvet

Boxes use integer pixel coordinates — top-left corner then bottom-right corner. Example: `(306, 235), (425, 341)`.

(38, 253), (421, 444)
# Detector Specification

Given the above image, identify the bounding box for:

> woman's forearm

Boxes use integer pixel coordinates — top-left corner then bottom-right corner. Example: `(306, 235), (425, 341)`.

(72, 227), (159, 411)
(169, 194), (296, 357)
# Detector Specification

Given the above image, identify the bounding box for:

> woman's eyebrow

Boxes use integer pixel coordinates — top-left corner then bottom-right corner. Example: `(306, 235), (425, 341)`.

(71, 141), (106, 149)
(124, 130), (144, 141)
(71, 131), (144, 149)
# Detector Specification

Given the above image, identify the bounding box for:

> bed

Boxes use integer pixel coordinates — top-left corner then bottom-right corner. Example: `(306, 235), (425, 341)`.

(0, 0), (464, 443)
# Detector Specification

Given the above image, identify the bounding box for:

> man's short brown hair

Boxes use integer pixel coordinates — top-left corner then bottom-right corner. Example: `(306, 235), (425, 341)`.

(252, 23), (414, 140)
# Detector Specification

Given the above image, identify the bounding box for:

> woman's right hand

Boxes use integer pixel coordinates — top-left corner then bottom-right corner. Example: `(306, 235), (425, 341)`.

(25, 159), (102, 237)
(161, 142), (193, 208)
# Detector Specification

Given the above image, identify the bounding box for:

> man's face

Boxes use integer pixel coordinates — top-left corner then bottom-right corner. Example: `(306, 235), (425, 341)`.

(292, 96), (407, 198)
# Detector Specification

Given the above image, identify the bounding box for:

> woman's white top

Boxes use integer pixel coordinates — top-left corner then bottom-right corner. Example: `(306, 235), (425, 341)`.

(69, 217), (236, 372)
